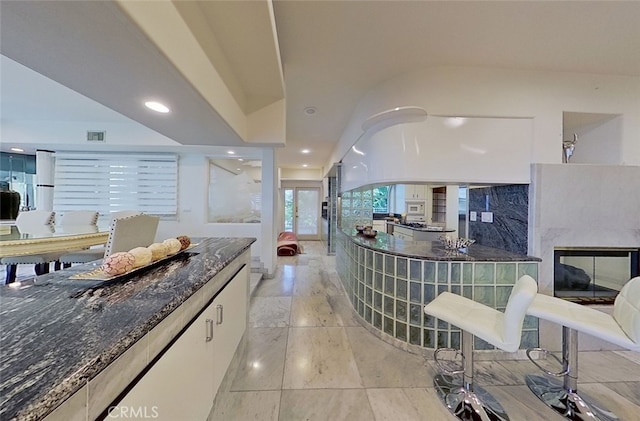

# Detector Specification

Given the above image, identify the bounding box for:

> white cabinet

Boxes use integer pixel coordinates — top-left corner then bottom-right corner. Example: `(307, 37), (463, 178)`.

(405, 184), (427, 200)
(118, 267), (248, 421)
(392, 226), (414, 241)
(392, 225), (447, 242)
(212, 267), (248, 394)
(371, 221), (386, 231)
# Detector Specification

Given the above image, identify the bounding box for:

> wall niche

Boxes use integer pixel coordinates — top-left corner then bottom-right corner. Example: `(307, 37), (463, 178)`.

(562, 112), (623, 165)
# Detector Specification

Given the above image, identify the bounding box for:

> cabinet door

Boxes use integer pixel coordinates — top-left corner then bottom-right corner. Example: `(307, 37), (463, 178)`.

(404, 185), (415, 199)
(212, 266), (249, 396)
(118, 304), (215, 420)
(372, 221), (385, 231)
(394, 229), (412, 241)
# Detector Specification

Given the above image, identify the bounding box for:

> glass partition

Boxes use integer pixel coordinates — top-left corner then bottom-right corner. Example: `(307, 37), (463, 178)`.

(208, 159), (261, 223)
(0, 152), (36, 211)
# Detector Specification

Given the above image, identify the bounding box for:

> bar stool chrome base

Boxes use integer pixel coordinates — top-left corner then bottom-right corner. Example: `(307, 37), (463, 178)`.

(525, 374), (618, 421)
(434, 374), (509, 421)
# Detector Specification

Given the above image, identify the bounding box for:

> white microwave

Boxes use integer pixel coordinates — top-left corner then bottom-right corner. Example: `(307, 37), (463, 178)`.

(406, 201), (425, 215)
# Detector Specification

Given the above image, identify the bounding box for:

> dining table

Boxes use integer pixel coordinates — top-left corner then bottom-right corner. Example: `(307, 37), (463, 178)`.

(0, 224), (110, 259)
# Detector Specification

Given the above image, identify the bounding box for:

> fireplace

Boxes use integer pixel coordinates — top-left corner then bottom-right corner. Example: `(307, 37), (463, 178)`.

(554, 248), (639, 304)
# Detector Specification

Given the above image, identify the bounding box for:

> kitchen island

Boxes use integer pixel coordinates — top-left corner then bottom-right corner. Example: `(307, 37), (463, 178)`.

(0, 237), (255, 421)
(336, 229), (540, 353)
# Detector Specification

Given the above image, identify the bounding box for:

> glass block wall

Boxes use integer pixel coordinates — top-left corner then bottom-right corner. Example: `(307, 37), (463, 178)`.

(328, 174), (338, 255)
(336, 233), (539, 350)
(340, 188), (374, 231)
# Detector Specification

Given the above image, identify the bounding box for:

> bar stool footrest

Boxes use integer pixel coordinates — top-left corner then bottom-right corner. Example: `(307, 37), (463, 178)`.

(434, 374), (510, 421)
(526, 347), (569, 377)
(525, 374), (619, 421)
(434, 347), (465, 375)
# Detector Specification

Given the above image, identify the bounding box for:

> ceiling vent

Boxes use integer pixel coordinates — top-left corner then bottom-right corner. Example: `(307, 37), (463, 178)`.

(87, 131), (106, 142)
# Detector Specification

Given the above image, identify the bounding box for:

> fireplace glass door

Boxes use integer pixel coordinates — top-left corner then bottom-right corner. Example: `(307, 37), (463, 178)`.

(554, 248), (639, 304)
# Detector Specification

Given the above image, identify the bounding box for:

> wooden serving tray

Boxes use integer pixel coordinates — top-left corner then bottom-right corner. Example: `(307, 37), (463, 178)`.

(69, 244), (198, 281)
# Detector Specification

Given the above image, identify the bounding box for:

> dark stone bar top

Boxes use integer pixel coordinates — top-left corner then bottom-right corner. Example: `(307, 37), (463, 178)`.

(343, 229), (540, 261)
(385, 221), (456, 233)
(0, 237), (255, 421)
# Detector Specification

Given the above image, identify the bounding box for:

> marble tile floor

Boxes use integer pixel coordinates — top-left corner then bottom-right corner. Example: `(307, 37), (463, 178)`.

(209, 241), (640, 421)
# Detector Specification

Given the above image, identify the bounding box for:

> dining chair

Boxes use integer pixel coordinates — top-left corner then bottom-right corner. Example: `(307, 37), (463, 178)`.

(108, 210), (143, 220)
(58, 214), (159, 265)
(58, 211), (142, 265)
(54, 211), (100, 269)
(1, 210), (61, 283)
(59, 210), (99, 226)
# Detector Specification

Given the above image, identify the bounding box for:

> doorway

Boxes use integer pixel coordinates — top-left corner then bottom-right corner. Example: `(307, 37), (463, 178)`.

(283, 187), (321, 240)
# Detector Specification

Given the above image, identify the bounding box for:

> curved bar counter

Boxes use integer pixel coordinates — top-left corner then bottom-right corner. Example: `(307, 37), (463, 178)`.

(336, 230), (541, 352)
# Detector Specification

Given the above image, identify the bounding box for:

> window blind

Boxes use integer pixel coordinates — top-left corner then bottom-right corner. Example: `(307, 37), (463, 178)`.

(53, 152), (178, 218)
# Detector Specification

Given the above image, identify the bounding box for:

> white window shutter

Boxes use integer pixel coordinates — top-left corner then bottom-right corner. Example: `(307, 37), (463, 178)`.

(53, 152), (178, 219)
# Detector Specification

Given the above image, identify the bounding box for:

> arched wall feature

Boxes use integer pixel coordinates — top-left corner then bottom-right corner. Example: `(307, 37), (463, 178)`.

(341, 115), (533, 192)
(325, 66), (640, 175)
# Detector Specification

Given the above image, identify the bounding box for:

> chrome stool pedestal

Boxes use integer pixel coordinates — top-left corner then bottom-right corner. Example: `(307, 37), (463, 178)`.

(526, 328), (618, 421)
(433, 332), (509, 421)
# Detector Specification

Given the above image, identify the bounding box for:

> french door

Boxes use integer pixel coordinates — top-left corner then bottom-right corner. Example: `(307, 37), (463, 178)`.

(283, 187), (320, 240)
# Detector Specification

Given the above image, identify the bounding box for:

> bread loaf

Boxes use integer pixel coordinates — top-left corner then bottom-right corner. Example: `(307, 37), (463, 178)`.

(101, 252), (135, 276)
(177, 235), (191, 251)
(163, 238), (182, 255)
(128, 247), (153, 268)
(148, 243), (169, 261)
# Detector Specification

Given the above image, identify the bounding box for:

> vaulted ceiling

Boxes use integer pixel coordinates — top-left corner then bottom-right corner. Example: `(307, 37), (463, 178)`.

(2, 1), (639, 172)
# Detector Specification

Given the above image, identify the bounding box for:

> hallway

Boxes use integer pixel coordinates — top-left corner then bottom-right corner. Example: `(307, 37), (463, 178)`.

(210, 241), (640, 420)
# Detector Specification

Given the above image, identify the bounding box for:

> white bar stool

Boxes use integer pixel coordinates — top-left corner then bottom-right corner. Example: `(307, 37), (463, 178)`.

(525, 276), (640, 421)
(423, 275), (538, 421)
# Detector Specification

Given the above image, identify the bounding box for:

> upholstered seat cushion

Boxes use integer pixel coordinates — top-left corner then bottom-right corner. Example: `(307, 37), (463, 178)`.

(527, 290), (640, 351)
(613, 277), (640, 344)
(424, 292), (514, 350)
(424, 275), (538, 352)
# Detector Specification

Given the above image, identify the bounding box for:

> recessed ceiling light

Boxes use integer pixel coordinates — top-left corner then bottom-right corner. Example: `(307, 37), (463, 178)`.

(301, 149), (310, 154)
(302, 164), (308, 168)
(238, 158), (244, 161)
(236, 168), (241, 171)
(10, 147), (24, 152)
(144, 101), (170, 113)
(227, 150), (235, 155)
(304, 107), (317, 116)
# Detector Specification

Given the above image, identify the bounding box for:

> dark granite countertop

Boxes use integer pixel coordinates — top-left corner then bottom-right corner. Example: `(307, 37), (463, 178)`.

(343, 229), (540, 261)
(0, 237), (255, 421)
(385, 222), (456, 232)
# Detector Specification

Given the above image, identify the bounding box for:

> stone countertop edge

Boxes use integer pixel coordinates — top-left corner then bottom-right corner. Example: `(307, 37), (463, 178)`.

(342, 229), (540, 261)
(0, 237), (256, 421)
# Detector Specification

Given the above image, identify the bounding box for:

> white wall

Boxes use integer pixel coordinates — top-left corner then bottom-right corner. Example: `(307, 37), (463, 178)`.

(326, 66), (640, 175)
(567, 116), (623, 165)
(1, 120), (180, 148)
(280, 167), (323, 180)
